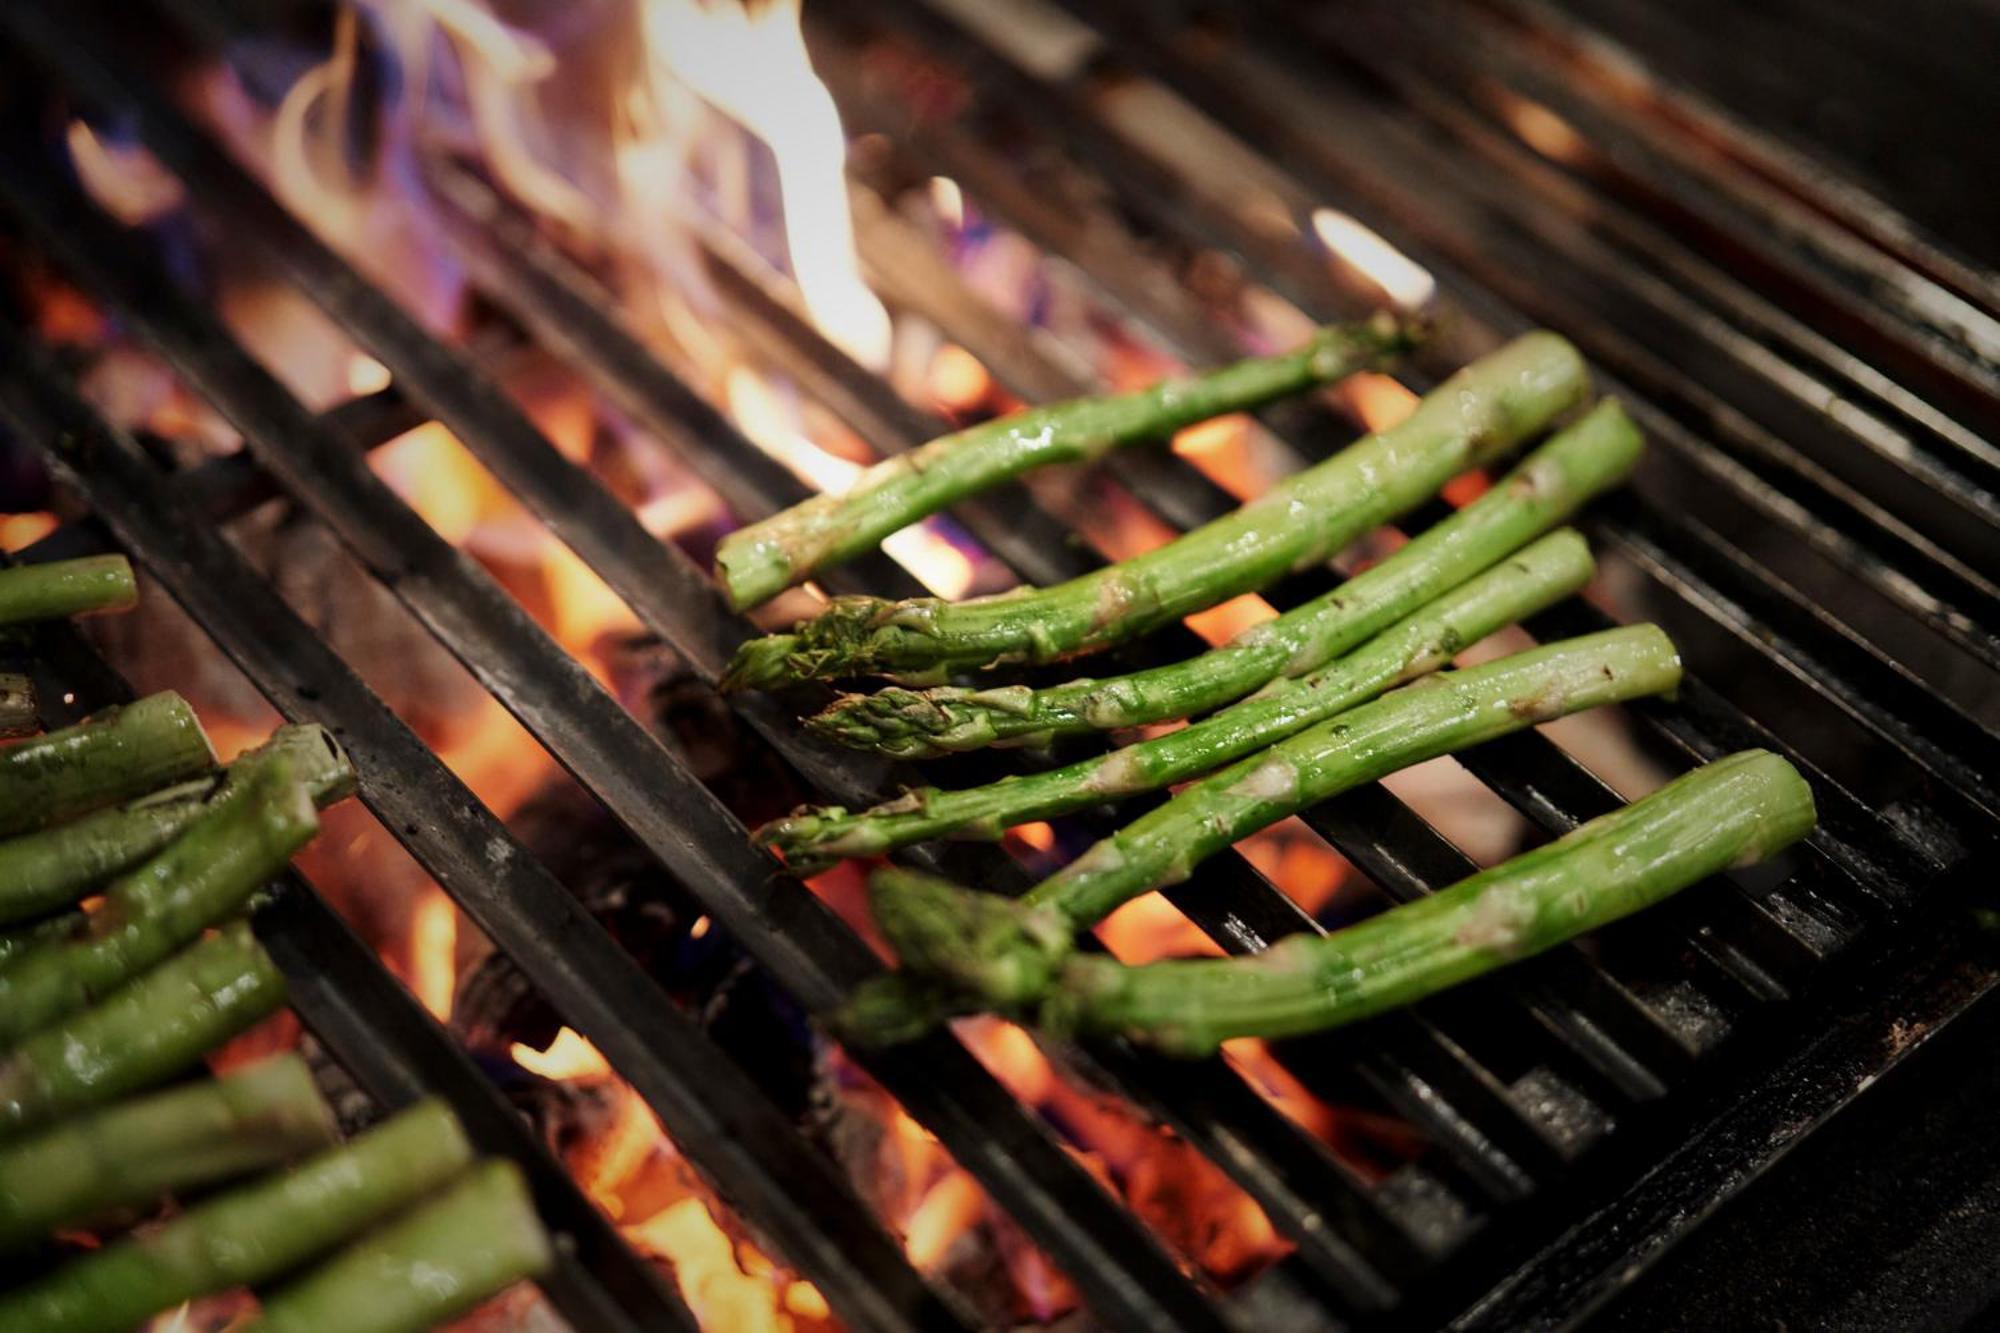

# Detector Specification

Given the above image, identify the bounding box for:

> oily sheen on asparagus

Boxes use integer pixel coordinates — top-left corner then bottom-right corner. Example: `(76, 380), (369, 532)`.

(724, 332), (1589, 690)
(0, 1054), (337, 1251)
(248, 1161), (553, 1333)
(0, 723), (355, 926)
(715, 316), (1421, 610)
(0, 1100), (474, 1333)
(844, 624), (1683, 1038)
(0, 759), (317, 1047)
(810, 398), (1640, 757)
(0, 691), (217, 838)
(765, 529), (1594, 867)
(0, 921), (288, 1140)
(1043, 751), (1817, 1056)
(0, 555), (137, 626)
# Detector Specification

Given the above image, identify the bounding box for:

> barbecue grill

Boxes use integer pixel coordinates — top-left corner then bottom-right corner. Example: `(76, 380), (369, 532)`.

(0, 0), (1993, 1328)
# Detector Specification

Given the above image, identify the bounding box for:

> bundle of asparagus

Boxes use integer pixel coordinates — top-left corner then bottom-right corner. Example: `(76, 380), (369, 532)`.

(715, 315), (1423, 610)
(839, 624), (1685, 1040)
(765, 528), (1597, 868)
(724, 331), (1588, 690)
(807, 399), (1640, 757)
(0, 578), (548, 1329)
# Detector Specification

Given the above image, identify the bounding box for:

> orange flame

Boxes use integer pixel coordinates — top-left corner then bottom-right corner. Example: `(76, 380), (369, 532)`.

(408, 889), (458, 1021)
(629, 1199), (798, 1333)
(512, 1026), (613, 1081)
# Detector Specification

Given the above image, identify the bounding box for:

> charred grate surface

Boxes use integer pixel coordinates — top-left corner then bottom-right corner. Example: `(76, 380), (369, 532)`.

(0, 0), (1994, 1328)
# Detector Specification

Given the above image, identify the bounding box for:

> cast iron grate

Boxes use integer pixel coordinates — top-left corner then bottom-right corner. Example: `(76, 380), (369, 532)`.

(0, 0), (1994, 1327)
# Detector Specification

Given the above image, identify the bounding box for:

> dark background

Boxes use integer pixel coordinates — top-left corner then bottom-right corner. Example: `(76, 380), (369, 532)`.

(1555, 2), (2000, 1325)
(1554, 0), (1999, 268)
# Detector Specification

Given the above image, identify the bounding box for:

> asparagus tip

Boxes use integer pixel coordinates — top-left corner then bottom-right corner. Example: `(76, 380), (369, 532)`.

(869, 868), (1072, 1007)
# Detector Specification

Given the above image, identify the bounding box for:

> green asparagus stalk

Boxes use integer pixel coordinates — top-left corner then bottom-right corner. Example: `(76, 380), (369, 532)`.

(1041, 751), (1816, 1056)
(715, 317), (1422, 611)
(849, 623), (1682, 1026)
(0, 691), (216, 838)
(0, 674), (34, 738)
(0, 920), (287, 1140)
(0, 1053), (337, 1250)
(248, 1161), (553, 1333)
(811, 400), (1640, 756)
(0, 912), (83, 969)
(0, 723), (355, 926)
(766, 528), (1595, 868)
(724, 332), (1589, 690)
(0, 555), (137, 625)
(0, 760), (317, 1048)
(0, 1100), (475, 1333)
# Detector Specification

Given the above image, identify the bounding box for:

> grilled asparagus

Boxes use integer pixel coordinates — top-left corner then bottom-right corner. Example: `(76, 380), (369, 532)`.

(845, 624), (1682, 1032)
(724, 332), (1588, 690)
(809, 400), (1639, 757)
(716, 316), (1421, 610)
(765, 528), (1594, 867)
(1043, 751), (1815, 1055)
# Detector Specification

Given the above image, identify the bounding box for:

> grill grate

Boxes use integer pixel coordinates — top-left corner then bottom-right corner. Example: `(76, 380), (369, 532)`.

(0, 0), (1995, 1327)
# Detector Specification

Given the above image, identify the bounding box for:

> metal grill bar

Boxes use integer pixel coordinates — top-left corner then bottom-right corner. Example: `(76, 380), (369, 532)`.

(1, 612), (681, 1332)
(1460, 0), (2000, 402)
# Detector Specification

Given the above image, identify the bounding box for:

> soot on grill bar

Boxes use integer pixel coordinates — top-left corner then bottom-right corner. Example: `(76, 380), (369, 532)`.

(0, 0), (1992, 1330)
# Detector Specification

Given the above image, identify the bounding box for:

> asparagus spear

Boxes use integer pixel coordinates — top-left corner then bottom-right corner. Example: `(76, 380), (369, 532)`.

(0, 1100), (475, 1333)
(0, 759), (317, 1047)
(1042, 751), (1816, 1056)
(0, 554), (137, 625)
(0, 921), (287, 1140)
(724, 332), (1589, 690)
(810, 400), (1640, 757)
(0, 673), (34, 738)
(849, 623), (1682, 1025)
(766, 528), (1595, 868)
(0, 1053), (337, 1250)
(0, 691), (216, 838)
(715, 317), (1422, 611)
(0, 723), (355, 926)
(248, 1161), (553, 1333)
(0, 912), (83, 969)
